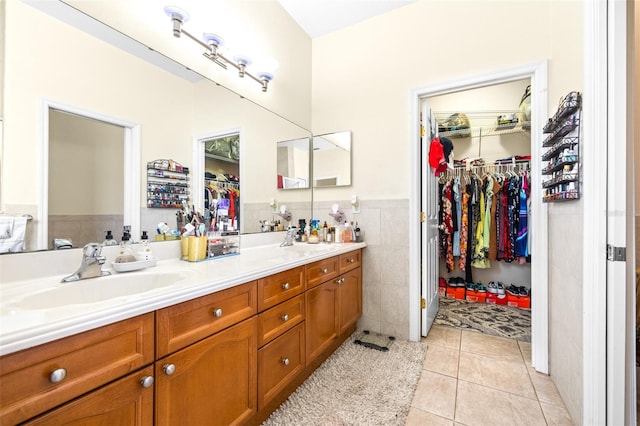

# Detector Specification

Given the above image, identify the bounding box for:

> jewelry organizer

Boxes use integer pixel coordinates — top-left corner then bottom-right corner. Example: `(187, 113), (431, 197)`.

(147, 159), (190, 208)
(541, 92), (581, 202)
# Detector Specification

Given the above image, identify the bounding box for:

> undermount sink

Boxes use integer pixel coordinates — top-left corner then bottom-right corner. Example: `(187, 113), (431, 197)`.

(10, 271), (188, 310)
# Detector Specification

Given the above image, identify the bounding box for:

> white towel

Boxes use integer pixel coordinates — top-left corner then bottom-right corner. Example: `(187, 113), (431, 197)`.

(0, 217), (27, 253)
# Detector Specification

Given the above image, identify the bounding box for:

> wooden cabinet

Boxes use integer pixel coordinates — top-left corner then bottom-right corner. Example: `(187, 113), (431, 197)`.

(156, 281), (257, 357)
(1, 248), (362, 426)
(305, 249), (362, 364)
(155, 317), (257, 426)
(257, 294), (304, 347)
(257, 266), (304, 312)
(257, 323), (305, 410)
(24, 366), (154, 426)
(306, 256), (339, 289)
(0, 313), (154, 426)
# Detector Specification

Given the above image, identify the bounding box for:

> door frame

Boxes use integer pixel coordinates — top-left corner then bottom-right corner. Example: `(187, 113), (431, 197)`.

(408, 61), (549, 373)
(38, 99), (141, 250)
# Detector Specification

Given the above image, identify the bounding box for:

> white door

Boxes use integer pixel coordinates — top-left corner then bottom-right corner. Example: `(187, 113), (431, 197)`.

(421, 100), (439, 336)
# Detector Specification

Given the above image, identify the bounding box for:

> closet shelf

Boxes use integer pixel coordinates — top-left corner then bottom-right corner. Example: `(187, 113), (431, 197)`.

(439, 122), (531, 139)
(542, 159), (578, 175)
(205, 153), (239, 164)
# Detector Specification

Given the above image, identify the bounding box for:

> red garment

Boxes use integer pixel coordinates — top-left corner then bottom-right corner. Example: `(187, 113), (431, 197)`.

(428, 137), (448, 176)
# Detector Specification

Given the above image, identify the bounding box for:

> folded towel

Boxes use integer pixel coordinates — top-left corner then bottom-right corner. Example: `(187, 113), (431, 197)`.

(0, 217), (27, 253)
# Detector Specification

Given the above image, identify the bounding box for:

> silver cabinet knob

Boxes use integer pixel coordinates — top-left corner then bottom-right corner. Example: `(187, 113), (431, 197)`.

(140, 375), (154, 388)
(281, 314), (289, 322)
(321, 268), (328, 274)
(348, 258), (355, 263)
(213, 308), (223, 317)
(163, 364), (176, 375)
(281, 358), (290, 366)
(281, 282), (290, 290)
(335, 278), (345, 285)
(49, 368), (67, 383)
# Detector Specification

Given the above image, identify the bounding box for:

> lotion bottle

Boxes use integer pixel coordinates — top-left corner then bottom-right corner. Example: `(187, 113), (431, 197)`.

(136, 231), (153, 261)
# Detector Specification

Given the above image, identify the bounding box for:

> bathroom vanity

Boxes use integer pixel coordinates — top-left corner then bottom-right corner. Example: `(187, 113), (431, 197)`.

(0, 243), (363, 425)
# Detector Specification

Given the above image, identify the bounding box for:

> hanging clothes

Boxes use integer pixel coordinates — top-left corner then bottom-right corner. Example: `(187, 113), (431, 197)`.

(437, 164), (531, 272)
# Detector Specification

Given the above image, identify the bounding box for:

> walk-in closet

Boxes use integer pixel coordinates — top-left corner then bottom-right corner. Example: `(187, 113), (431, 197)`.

(426, 79), (533, 342)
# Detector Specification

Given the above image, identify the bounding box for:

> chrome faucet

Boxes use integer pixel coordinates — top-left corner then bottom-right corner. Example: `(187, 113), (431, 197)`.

(280, 226), (297, 247)
(61, 243), (111, 283)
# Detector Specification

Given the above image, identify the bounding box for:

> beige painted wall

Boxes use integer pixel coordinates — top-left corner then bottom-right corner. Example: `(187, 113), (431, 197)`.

(310, 1), (583, 422)
(65, 0), (312, 129)
(3, 1), (311, 243)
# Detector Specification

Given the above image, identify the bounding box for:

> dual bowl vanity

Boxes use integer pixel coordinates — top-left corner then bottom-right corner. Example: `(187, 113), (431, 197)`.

(0, 241), (365, 425)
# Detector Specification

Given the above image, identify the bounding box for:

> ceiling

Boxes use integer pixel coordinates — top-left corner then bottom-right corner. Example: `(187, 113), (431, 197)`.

(277, 0), (414, 38)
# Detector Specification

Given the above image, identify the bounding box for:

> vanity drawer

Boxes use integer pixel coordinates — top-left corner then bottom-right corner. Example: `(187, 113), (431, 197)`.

(257, 322), (305, 410)
(257, 266), (305, 312)
(0, 313), (154, 426)
(257, 294), (305, 347)
(306, 256), (339, 289)
(156, 281), (257, 357)
(339, 249), (361, 273)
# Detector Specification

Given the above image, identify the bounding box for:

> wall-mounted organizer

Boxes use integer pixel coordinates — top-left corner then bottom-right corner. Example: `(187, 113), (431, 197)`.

(541, 92), (581, 202)
(147, 159), (190, 208)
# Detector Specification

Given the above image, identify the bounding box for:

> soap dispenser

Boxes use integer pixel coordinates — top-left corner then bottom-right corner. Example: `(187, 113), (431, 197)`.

(119, 226), (133, 256)
(103, 230), (118, 246)
(135, 231), (153, 261)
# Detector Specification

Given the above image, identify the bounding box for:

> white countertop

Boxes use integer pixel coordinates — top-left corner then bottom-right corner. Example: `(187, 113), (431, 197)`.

(0, 242), (365, 356)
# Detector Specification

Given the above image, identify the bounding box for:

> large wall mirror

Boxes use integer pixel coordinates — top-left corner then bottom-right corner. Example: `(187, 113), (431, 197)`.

(312, 131), (352, 188)
(1, 0), (312, 252)
(276, 137), (310, 190)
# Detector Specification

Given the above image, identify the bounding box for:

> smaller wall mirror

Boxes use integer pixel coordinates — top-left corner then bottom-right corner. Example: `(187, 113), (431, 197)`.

(312, 131), (352, 187)
(277, 137), (310, 189)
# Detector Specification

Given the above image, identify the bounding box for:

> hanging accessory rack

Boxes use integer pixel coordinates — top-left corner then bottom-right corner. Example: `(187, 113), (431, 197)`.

(541, 92), (581, 202)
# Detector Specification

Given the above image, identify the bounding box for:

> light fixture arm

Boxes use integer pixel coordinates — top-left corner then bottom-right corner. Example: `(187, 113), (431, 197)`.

(164, 6), (274, 92)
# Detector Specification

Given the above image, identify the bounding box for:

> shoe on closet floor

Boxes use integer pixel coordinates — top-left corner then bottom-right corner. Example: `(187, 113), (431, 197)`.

(487, 281), (498, 294)
(517, 286), (529, 296)
(497, 282), (506, 295)
(506, 284), (519, 296)
(476, 283), (486, 293)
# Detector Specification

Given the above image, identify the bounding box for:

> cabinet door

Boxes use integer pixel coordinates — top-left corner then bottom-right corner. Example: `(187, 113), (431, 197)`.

(24, 366), (154, 426)
(338, 268), (362, 336)
(305, 279), (339, 363)
(155, 317), (257, 426)
(0, 313), (154, 425)
(257, 323), (305, 410)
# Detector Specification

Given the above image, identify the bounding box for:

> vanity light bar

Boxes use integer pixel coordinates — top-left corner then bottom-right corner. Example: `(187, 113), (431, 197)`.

(164, 6), (274, 92)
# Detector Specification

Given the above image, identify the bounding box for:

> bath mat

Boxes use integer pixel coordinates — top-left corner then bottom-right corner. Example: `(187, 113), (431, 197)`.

(353, 330), (395, 351)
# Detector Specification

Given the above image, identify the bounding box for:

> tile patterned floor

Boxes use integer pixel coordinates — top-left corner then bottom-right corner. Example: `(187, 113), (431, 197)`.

(407, 325), (574, 425)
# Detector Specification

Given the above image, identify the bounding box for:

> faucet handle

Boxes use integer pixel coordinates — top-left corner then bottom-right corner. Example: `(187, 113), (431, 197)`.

(83, 243), (102, 258)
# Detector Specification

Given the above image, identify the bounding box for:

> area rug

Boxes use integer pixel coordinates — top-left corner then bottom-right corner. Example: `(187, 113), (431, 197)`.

(262, 335), (426, 426)
(435, 297), (531, 342)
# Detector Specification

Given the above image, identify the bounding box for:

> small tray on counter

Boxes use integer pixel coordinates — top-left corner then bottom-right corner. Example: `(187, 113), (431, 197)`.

(111, 257), (158, 273)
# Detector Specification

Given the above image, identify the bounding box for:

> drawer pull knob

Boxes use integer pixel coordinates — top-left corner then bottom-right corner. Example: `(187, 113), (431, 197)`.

(348, 258), (355, 263)
(281, 314), (289, 322)
(281, 282), (290, 290)
(140, 375), (154, 388)
(321, 268), (328, 274)
(49, 368), (67, 383)
(336, 278), (345, 285)
(213, 308), (223, 317)
(281, 358), (290, 366)
(163, 364), (176, 375)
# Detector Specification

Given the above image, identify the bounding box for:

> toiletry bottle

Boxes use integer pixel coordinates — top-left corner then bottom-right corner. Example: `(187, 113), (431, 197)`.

(136, 231), (153, 261)
(326, 226), (333, 243)
(119, 227), (133, 256)
(103, 230), (118, 246)
(355, 223), (361, 242)
(335, 223), (343, 243)
(342, 222), (353, 243)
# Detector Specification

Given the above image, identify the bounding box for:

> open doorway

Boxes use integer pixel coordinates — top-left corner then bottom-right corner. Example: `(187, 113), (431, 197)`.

(409, 61), (549, 373)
